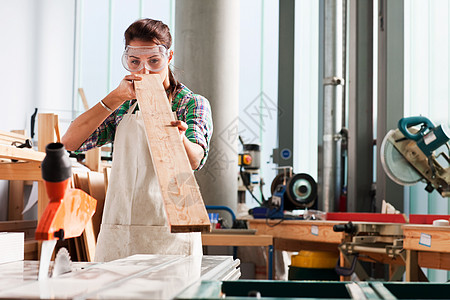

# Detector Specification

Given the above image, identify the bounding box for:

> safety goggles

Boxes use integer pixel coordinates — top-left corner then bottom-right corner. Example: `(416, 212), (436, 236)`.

(121, 45), (169, 72)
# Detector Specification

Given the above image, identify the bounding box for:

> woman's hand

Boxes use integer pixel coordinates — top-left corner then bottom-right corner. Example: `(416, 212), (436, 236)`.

(171, 120), (204, 170)
(170, 120), (188, 141)
(109, 74), (142, 106)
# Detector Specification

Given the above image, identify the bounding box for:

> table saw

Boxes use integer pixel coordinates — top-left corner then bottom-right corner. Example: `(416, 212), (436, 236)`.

(0, 254), (240, 299)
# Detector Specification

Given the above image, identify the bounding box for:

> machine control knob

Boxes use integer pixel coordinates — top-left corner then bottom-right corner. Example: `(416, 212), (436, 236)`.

(242, 154), (252, 165)
(54, 229), (65, 240)
(333, 221), (355, 234)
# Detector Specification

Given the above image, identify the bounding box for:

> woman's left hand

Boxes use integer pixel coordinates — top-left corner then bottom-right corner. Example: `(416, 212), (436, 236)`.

(171, 120), (188, 141)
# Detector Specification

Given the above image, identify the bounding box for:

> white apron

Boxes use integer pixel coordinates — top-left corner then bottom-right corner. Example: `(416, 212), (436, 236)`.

(95, 102), (202, 262)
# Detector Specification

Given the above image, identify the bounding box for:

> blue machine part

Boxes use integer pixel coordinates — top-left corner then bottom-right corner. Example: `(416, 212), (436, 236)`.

(398, 116), (450, 157)
(252, 185), (286, 219)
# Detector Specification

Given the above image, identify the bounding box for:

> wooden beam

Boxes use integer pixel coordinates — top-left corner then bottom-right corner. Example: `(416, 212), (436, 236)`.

(134, 74), (210, 233)
(8, 180), (24, 220)
(85, 148), (101, 172)
(247, 220), (346, 244)
(0, 162), (42, 181)
(78, 88), (90, 111)
(8, 129), (28, 221)
(103, 166), (111, 195)
(202, 234), (273, 247)
(403, 224), (450, 253)
(82, 219), (96, 261)
(0, 144), (45, 162)
(38, 113), (56, 223)
(418, 251), (450, 270)
(0, 130), (28, 145)
(87, 171), (105, 239)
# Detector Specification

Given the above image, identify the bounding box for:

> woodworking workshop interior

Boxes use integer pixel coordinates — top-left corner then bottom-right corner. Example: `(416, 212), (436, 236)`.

(1, 0), (450, 299)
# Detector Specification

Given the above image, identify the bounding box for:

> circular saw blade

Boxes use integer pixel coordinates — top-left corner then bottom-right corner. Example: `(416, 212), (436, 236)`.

(52, 247), (72, 277)
(380, 130), (422, 186)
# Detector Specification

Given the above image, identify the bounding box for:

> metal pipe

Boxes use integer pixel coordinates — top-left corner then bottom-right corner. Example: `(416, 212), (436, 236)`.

(319, 0), (345, 212)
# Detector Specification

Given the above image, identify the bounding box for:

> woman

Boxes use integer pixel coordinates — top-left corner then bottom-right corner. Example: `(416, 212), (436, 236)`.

(62, 18), (213, 261)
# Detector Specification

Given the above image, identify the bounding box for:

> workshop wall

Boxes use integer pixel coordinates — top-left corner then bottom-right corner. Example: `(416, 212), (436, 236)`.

(404, 0), (450, 282)
(0, 0), (75, 220)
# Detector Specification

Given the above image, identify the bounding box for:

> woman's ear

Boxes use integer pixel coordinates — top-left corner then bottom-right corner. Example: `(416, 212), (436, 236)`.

(168, 50), (174, 63)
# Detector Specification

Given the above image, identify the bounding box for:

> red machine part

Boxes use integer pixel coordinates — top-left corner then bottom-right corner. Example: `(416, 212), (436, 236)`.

(35, 179), (97, 241)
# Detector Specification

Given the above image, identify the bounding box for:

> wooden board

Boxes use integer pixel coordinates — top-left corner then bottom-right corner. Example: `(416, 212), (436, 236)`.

(85, 148), (101, 172)
(24, 240), (38, 260)
(38, 113), (56, 222)
(0, 144), (45, 162)
(403, 224), (450, 253)
(202, 234), (273, 247)
(0, 220), (37, 240)
(87, 171), (106, 239)
(418, 251), (450, 270)
(8, 180), (24, 220)
(0, 162), (42, 181)
(8, 130), (26, 221)
(0, 129), (28, 145)
(134, 74), (210, 233)
(247, 220), (346, 244)
(73, 172), (90, 194)
(103, 166), (111, 195)
(82, 219), (96, 261)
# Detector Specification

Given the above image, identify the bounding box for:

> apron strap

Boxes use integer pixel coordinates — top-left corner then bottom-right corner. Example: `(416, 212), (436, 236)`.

(126, 101), (139, 115)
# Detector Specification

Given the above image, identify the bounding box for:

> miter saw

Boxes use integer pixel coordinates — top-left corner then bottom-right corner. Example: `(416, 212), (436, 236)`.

(381, 116), (450, 197)
(251, 167), (318, 219)
(35, 142), (97, 280)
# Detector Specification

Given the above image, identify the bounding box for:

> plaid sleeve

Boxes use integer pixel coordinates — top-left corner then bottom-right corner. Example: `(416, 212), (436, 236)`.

(76, 101), (131, 152)
(184, 95), (213, 170)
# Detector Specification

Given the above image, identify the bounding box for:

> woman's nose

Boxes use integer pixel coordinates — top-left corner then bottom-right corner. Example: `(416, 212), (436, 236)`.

(138, 67), (150, 74)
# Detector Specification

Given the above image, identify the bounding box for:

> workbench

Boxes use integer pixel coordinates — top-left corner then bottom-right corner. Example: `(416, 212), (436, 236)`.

(403, 224), (450, 282)
(247, 219), (407, 281)
(0, 255), (240, 299)
(202, 232), (273, 279)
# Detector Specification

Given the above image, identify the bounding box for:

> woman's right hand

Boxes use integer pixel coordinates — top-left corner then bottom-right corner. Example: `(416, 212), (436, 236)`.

(110, 74), (142, 106)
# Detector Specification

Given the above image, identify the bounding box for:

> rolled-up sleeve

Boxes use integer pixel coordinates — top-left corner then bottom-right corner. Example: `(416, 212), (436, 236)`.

(184, 95), (213, 170)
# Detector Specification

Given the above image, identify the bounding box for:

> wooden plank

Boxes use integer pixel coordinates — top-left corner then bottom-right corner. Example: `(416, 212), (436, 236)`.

(403, 224), (450, 252)
(0, 130), (28, 145)
(201, 234), (273, 247)
(8, 129), (27, 221)
(418, 251), (450, 270)
(87, 171), (105, 239)
(8, 180), (24, 220)
(78, 88), (90, 111)
(134, 74), (210, 233)
(103, 166), (111, 195)
(247, 220), (346, 244)
(0, 220), (37, 231)
(54, 115), (61, 143)
(38, 113), (56, 222)
(0, 220), (37, 240)
(0, 162), (42, 181)
(0, 144), (45, 162)
(85, 147), (101, 172)
(73, 172), (90, 194)
(24, 240), (38, 260)
(82, 219), (96, 262)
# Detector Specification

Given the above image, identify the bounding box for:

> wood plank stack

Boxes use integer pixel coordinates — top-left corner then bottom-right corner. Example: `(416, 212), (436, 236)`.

(63, 169), (108, 262)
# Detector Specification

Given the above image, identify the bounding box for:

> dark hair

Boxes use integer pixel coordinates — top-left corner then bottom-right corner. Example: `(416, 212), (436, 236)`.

(125, 18), (177, 98)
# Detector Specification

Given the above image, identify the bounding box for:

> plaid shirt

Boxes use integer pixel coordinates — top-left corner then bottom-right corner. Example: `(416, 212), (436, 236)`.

(77, 82), (213, 170)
